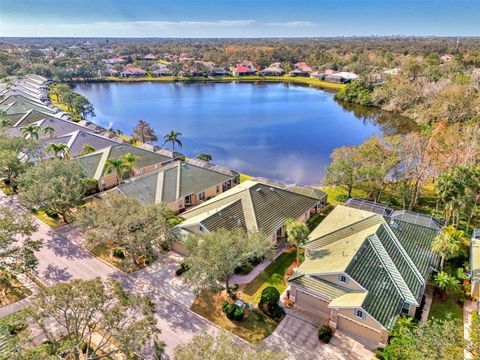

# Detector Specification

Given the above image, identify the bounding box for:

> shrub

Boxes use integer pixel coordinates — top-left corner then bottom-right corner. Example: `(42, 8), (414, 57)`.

(221, 300), (229, 310)
(160, 242), (170, 251)
(45, 209), (59, 219)
(259, 302), (285, 322)
(318, 325), (333, 343)
(223, 303), (238, 320)
(112, 247), (125, 259)
(335, 194), (349, 203)
(233, 307), (244, 321)
(260, 286), (280, 306)
(175, 263), (190, 276)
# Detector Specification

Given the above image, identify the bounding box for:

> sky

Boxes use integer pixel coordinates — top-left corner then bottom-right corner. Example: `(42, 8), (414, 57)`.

(1, 0), (479, 38)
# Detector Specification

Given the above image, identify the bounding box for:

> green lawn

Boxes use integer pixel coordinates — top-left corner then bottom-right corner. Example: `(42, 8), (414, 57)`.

(429, 293), (463, 321)
(241, 250), (296, 305)
(191, 292), (277, 344)
(33, 210), (64, 229)
(239, 173), (253, 183)
(0, 275), (32, 307)
(318, 185), (368, 206)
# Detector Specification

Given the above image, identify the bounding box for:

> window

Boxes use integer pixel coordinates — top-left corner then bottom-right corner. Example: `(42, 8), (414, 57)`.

(339, 274), (348, 284)
(185, 194), (192, 205)
(216, 185), (220, 193)
(401, 302), (410, 315)
(355, 309), (364, 319)
(198, 192), (205, 201)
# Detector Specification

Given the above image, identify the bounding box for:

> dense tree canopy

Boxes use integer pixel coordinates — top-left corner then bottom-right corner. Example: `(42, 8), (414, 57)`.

(183, 228), (273, 292)
(18, 159), (87, 222)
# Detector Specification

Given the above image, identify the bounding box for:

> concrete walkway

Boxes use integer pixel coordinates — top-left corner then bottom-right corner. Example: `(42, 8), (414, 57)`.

(229, 244), (286, 285)
(420, 285), (434, 324)
(464, 299), (477, 360)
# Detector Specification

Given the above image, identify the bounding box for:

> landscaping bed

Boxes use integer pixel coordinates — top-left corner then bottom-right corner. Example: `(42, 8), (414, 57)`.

(191, 291), (277, 344)
(0, 275), (32, 307)
(91, 243), (154, 273)
(240, 250), (296, 305)
(429, 291), (463, 321)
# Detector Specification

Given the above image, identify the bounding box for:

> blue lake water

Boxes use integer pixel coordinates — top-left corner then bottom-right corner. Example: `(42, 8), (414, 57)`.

(74, 81), (411, 185)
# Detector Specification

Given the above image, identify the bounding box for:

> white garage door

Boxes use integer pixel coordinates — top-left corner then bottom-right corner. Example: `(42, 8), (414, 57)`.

(337, 315), (382, 345)
(295, 290), (330, 316)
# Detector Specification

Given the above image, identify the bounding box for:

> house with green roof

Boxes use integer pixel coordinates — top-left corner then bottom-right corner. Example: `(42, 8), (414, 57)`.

(114, 159), (239, 212)
(471, 230), (480, 304)
(75, 144), (172, 191)
(174, 179), (327, 254)
(288, 204), (440, 347)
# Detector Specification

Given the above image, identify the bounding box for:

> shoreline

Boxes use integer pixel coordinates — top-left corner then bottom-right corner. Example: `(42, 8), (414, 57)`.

(69, 75), (346, 92)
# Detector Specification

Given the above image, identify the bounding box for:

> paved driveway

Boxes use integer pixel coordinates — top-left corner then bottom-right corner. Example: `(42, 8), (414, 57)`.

(263, 307), (374, 360)
(130, 253), (196, 308)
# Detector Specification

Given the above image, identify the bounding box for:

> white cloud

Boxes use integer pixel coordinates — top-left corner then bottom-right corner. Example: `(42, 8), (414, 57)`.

(266, 21), (315, 28)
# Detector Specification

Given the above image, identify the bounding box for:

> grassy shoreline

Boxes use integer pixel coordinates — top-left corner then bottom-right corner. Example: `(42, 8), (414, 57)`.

(71, 75), (345, 91)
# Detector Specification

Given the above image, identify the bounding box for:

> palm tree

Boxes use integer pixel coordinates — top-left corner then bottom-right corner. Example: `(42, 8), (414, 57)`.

(285, 218), (310, 266)
(433, 271), (461, 297)
(163, 130), (183, 154)
(45, 143), (70, 159)
(42, 126), (55, 139)
(432, 225), (468, 270)
(105, 158), (127, 186)
(197, 153), (213, 162)
(121, 152), (140, 176)
(21, 124), (41, 139)
(81, 144), (96, 156)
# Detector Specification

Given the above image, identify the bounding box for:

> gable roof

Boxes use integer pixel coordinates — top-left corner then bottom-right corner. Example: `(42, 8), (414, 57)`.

(179, 180), (320, 236)
(42, 130), (119, 158)
(1, 95), (56, 115)
(293, 205), (440, 329)
(75, 144), (172, 179)
(115, 160), (236, 205)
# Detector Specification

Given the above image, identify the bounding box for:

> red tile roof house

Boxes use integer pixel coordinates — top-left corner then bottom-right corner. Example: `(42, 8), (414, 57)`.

(120, 67), (147, 78)
(239, 60), (256, 72)
(289, 62), (314, 77)
(233, 62), (256, 76)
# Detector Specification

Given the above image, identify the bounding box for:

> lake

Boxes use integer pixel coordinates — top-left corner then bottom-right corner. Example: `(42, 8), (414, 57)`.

(74, 81), (413, 185)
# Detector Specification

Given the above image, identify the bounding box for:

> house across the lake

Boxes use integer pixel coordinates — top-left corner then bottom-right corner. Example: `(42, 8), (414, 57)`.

(288, 201), (441, 347)
(233, 65), (255, 76)
(75, 144), (173, 190)
(471, 229), (480, 307)
(120, 67), (147, 78)
(289, 62), (313, 77)
(260, 63), (284, 76)
(114, 159), (240, 212)
(152, 67), (173, 77)
(174, 178), (327, 254)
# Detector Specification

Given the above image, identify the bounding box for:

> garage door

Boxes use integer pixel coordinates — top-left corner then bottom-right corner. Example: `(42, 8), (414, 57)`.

(337, 315), (382, 345)
(295, 290), (330, 316)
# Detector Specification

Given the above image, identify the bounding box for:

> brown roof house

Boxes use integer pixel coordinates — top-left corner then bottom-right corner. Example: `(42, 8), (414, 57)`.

(174, 178), (327, 254)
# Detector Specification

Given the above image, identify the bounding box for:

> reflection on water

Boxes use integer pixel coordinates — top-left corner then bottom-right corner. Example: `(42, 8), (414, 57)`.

(74, 81), (413, 184)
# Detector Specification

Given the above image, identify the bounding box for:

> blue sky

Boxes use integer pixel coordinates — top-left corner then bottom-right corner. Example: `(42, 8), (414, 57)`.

(1, 0), (479, 37)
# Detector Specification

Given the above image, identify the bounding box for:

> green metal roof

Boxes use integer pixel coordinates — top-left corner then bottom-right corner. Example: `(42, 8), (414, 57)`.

(290, 275), (350, 300)
(115, 161), (235, 205)
(75, 144), (172, 180)
(180, 180), (320, 236)
(295, 205), (440, 329)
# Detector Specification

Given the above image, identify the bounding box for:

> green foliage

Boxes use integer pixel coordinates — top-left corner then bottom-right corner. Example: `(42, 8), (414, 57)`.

(25, 278), (160, 359)
(18, 159), (86, 223)
(76, 193), (176, 269)
(381, 316), (464, 360)
(285, 219), (309, 266)
(432, 226), (469, 269)
(469, 311), (480, 357)
(260, 286), (280, 306)
(81, 143), (96, 156)
(335, 80), (373, 106)
(318, 325), (333, 343)
(184, 228), (274, 293)
(223, 303), (241, 320)
(197, 153), (213, 162)
(163, 130), (183, 152)
(433, 271), (461, 294)
(174, 331), (286, 360)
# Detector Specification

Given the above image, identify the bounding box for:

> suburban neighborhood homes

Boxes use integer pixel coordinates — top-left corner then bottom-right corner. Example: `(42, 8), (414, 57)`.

(289, 62), (313, 77)
(288, 201), (441, 347)
(259, 62), (284, 76)
(233, 60), (257, 76)
(75, 143), (173, 191)
(114, 159), (240, 212)
(471, 229), (480, 308)
(174, 178), (327, 254)
(120, 66), (147, 78)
